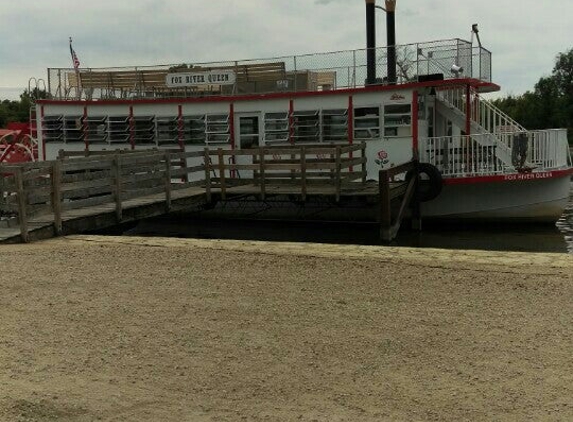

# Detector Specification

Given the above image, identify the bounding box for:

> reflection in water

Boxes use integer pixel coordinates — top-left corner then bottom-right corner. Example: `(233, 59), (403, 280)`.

(556, 186), (573, 253)
(128, 184), (573, 254)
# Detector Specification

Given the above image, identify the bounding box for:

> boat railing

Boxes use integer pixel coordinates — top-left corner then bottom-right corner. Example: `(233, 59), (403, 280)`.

(437, 86), (526, 134)
(46, 38), (492, 100)
(499, 129), (570, 169)
(420, 129), (569, 178)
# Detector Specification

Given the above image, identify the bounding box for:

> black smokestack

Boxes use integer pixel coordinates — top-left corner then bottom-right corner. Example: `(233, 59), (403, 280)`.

(386, 0), (397, 84)
(365, 0), (376, 85)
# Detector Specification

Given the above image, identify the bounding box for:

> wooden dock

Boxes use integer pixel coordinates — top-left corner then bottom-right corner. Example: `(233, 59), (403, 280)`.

(0, 143), (419, 243)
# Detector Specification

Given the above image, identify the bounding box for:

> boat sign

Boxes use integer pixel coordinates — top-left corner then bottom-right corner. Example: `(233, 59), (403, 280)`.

(166, 70), (236, 87)
(504, 171), (553, 181)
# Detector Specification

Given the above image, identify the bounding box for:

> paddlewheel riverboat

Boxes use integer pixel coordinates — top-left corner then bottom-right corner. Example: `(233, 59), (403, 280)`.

(30, 1), (572, 222)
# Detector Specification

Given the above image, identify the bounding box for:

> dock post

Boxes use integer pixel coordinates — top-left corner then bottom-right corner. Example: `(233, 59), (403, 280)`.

(164, 152), (172, 212)
(361, 141), (367, 183)
(300, 146), (307, 201)
(112, 155), (122, 221)
(335, 146), (342, 202)
(0, 172), (4, 210)
(411, 161), (422, 232)
(15, 167), (29, 243)
(217, 148), (226, 200)
(204, 148), (212, 203)
(378, 169), (392, 242)
(51, 160), (63, 236)
(258, 147), (266, 201)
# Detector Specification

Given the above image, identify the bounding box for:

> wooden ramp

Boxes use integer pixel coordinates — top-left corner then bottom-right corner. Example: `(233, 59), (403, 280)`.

(0, 187), (207, 243)
(1, 143), (418, 243)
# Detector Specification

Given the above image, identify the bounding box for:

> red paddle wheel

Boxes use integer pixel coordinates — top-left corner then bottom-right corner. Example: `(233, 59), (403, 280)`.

(0, 123), (38, 164)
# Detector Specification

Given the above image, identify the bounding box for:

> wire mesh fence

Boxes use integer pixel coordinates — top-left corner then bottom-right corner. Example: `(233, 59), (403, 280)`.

(46, 38), (492, 100)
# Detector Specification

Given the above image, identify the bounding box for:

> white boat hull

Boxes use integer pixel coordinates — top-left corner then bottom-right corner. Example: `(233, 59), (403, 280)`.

(195, 174), (571, 223)
(422, 173), (572, 222)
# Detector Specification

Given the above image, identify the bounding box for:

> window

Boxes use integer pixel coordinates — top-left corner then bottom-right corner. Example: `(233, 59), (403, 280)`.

(239, 116), (260, 149)
(84, 116), (108, 144)
(264, 112), (289, 143)
(156, 116), (179, 145)
(133, 116), (155, 145)
(42, 115), (63, 142)
(183, 115), (207, 145)
(205, 114), (230, 144)
(292, 110), (319, 143)
(354, 107), (380, 140)
(322, 109), (348, 142)
(383, 104), (411, 137)
(108, 116), (130, 143)
(63, 115), (84, 143)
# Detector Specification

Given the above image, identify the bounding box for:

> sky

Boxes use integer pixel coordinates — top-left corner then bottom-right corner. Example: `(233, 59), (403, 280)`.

(1, 0), (571, 99)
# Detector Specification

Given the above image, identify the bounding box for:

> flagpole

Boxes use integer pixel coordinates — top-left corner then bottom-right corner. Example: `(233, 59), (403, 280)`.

(70, 37), (82, 99)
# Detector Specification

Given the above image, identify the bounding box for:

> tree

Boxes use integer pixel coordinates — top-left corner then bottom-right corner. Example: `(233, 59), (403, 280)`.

(553, 48), (573, 130)
(492, 48), (573, 144)
(0, 88), (49, 127)
(532, 76), (562, 128)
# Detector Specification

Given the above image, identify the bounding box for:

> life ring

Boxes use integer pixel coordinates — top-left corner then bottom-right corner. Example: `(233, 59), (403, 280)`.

(407, 163), (443, 202)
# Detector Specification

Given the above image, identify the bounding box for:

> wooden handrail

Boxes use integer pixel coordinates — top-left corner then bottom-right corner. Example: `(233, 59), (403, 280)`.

(14, 167), (28, 242)
(112, 155), (122, 220)
(164, 152), (172, 211)
(51, 160), (63, 235)
(1, 143), (373, 241)
(378, 160), (419, 242)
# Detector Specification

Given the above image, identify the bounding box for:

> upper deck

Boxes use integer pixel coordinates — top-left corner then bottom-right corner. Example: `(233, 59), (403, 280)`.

(46, 38), (493, 102)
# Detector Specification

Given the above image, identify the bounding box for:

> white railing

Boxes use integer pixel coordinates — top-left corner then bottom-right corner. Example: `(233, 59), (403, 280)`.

(475, 95), (526, 134)
(497, 129), (570, 169)
(436, 87), (528, 169)
(437, 87), (525, 134)
(420, 134), (502, 177)
(420, 129), (570, 178)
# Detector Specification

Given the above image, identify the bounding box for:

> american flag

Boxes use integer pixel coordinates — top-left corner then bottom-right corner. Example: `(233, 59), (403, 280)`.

(69, 37), (80, 69)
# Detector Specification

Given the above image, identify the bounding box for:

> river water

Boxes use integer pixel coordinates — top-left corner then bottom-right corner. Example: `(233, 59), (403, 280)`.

(127, 183), (573, 255)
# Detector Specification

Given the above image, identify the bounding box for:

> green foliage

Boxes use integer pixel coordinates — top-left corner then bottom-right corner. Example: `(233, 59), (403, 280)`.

(491, 48), (573, 144)
(0, 88), (49, 127)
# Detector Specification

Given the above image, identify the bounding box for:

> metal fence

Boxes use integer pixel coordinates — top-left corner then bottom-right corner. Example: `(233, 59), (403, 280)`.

(46, 38), (492, 100)
(419, 129), (569, 178)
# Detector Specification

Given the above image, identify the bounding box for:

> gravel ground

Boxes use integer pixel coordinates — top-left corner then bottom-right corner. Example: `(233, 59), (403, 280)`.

(1, 235), (572, 422)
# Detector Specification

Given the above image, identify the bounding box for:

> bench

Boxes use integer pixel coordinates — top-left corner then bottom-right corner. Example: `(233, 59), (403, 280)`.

(67, 70), (171, 98)
(64, 61), (335, 98)
(314, 71), (337, 91)
(197, 62), (286, 94)
(191, 61), (286, 84)
(68, 70), (169, 90)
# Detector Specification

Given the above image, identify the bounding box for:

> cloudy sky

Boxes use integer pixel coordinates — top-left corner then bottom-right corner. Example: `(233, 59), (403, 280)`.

(1, 0), (571, 98)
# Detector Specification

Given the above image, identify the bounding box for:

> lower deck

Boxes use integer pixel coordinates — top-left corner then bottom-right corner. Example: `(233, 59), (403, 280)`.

(0, 145), (416, 243)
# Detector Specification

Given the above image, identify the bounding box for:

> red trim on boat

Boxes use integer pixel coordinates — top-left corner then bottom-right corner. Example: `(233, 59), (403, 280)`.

(37, 78), (500, 107)
(443, 168), (573, 185)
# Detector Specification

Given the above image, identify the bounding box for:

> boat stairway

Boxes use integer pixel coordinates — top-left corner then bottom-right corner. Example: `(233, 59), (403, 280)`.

(435, 95), (520, 169)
